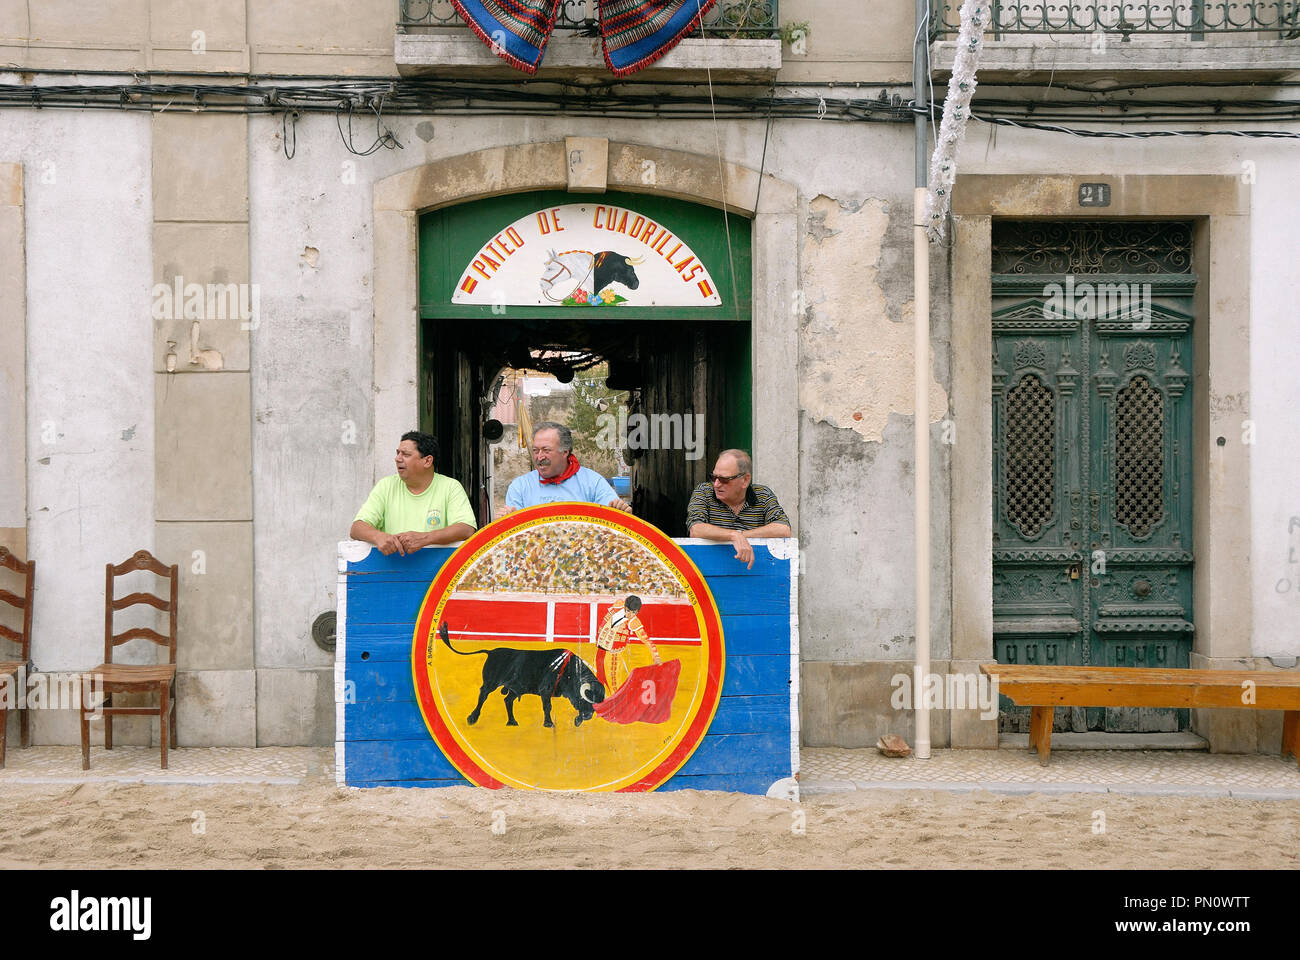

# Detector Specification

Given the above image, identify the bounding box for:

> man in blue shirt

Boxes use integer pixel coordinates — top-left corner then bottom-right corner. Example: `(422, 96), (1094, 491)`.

(503, 422), (631, 514)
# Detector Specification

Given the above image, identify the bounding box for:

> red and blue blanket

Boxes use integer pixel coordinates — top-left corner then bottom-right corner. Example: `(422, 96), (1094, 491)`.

(452, 0), (717, 75)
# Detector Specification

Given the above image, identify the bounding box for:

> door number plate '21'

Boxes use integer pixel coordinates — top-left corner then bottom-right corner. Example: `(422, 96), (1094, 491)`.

(1078, 183), (1112, 207)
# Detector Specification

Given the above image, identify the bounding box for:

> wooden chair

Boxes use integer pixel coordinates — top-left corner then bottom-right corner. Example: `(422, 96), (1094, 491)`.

(0, 546), (35, 768)
(80, 550), (179, 770)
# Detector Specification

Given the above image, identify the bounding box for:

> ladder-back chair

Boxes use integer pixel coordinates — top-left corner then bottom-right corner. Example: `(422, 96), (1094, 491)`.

(80, 549), (179, 770)
(0, 546), (35, 768)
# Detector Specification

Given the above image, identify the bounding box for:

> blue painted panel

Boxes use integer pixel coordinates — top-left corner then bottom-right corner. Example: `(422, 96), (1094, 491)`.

(346, 697), (427, 741)
(702, 696), (791, 735)
(345, 580), (432, 624)
(658, 774), (785, 795)
(719, 616), (792, 655)
(343, 621), (420, 642)
(343, 738), (466, 782)
(340, 536), (796, 794)
(348, 660), (417, 703)
(719, 656), (792, 697)
(345, 778), (472, 789)
(345, 693), (789, 742)
(343, 732), (787, 784)
(680, 543), (793, 578)
(347, 774), (784, 793)
(688, 576), (789, 617)
(345, 546), (456, 576)
(344, 637), (412, 663)
(674, 732), (790, 776)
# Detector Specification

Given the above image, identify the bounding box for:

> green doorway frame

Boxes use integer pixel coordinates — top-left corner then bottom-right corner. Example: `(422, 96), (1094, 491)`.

(416, 189), (754, 531)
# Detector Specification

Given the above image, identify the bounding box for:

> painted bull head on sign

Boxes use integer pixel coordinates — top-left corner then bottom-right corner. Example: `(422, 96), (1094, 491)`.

(593, 251), (643, 294)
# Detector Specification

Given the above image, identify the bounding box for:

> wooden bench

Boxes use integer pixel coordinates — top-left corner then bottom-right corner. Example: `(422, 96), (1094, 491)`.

(980, 664), (1300, 768)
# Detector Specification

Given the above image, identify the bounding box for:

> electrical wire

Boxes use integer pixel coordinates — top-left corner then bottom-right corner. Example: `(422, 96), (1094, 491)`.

(0, 73), (1297, 141)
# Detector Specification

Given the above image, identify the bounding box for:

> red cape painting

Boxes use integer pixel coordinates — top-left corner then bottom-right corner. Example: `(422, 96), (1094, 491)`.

(594, 658), (682, 725)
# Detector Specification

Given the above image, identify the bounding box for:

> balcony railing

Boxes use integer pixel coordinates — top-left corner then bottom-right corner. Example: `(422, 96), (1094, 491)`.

(929, 2), (1300, 39)
(399, 0), (779, 37)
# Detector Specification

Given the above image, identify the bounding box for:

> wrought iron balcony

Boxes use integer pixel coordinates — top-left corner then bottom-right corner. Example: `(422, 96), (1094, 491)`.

(399, 0), (779, 37)
(929, 2), (1300, 40)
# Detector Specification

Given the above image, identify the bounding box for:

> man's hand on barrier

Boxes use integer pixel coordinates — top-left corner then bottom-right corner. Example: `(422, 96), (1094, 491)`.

(395, 531), (429, 553)
(608, 497), (632, 513)
(730, 530), (754, 569)
(376, 532), (407, 556)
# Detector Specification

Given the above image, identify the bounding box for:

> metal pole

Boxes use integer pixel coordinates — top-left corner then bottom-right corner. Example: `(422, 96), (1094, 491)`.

(913, 0), (932, 759)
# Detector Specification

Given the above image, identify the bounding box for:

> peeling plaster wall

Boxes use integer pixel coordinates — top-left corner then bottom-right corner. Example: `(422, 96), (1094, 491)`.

(249, 118), (384, 672)
(796, 178), (954, 680)
(1244, 148), (1300, 662)
(800, 194), (948, 440)
(799, 413), (952, 662)
(2, 109), (155, 672)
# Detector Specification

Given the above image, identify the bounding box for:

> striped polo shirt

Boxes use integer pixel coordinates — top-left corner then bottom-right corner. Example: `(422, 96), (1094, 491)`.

(685, 482), (790, 534)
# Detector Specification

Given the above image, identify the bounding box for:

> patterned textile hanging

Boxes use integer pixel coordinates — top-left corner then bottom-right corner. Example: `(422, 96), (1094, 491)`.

(451, 0), (717, 76)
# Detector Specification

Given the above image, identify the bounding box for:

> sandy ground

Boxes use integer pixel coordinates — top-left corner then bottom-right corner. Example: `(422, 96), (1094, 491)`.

(1, 782), (1298, 869)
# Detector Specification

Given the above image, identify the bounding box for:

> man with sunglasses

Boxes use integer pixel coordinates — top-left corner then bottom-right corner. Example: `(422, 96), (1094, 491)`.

(686, 449), (791, 569)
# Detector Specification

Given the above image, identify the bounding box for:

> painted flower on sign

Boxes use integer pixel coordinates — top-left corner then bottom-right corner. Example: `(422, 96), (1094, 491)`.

(560, 287), (630, 308)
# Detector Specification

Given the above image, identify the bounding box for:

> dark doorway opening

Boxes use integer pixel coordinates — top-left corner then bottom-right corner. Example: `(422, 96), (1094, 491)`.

(421, 315), (751, 536)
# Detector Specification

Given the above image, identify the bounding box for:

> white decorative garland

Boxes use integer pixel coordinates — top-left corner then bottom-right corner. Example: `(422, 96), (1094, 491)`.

(924, 0), (992, 241)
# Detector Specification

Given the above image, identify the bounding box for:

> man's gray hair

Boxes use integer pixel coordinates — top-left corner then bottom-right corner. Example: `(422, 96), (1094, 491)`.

(533, 421), (573, 453)
(719, 448), (752, 476)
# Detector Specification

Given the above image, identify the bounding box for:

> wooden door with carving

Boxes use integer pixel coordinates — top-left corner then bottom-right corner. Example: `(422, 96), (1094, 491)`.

(991, 221), (1196, 733)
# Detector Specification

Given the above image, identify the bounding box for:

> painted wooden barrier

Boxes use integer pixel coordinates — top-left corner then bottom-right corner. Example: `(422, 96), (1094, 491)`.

(335, 503), (798, 797)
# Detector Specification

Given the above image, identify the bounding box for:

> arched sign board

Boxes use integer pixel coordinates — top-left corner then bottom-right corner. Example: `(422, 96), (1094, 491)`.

(336, 505), (798, 797)
(452, 202), (723, 308)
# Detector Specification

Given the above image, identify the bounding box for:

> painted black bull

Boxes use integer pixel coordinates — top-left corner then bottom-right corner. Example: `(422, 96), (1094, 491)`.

(440, 623), (606, 728)
(593, 251), (641, 294)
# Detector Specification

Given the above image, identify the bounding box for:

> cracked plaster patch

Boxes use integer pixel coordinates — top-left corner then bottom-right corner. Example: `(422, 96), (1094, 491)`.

(800, 195), (949, 441)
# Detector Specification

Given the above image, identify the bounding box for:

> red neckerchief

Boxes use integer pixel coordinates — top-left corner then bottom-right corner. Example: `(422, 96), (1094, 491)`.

(539, 452), (580, 485)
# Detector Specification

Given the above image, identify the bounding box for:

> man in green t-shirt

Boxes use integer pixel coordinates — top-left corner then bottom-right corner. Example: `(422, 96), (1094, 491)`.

(350, 431), (477, 556)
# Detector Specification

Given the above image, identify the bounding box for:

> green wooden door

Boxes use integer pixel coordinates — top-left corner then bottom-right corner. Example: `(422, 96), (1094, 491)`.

(991, 222), (1196, 733)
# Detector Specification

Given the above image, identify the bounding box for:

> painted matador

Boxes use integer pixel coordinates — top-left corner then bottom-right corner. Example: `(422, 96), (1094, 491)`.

(595, 595), (661, 690)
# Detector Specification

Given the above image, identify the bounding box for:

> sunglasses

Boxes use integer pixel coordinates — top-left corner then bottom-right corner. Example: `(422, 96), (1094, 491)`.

(708, 472), (744, 484)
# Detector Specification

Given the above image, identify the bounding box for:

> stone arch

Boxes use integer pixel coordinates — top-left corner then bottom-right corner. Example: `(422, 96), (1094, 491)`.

(370, 140), (800, 528)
